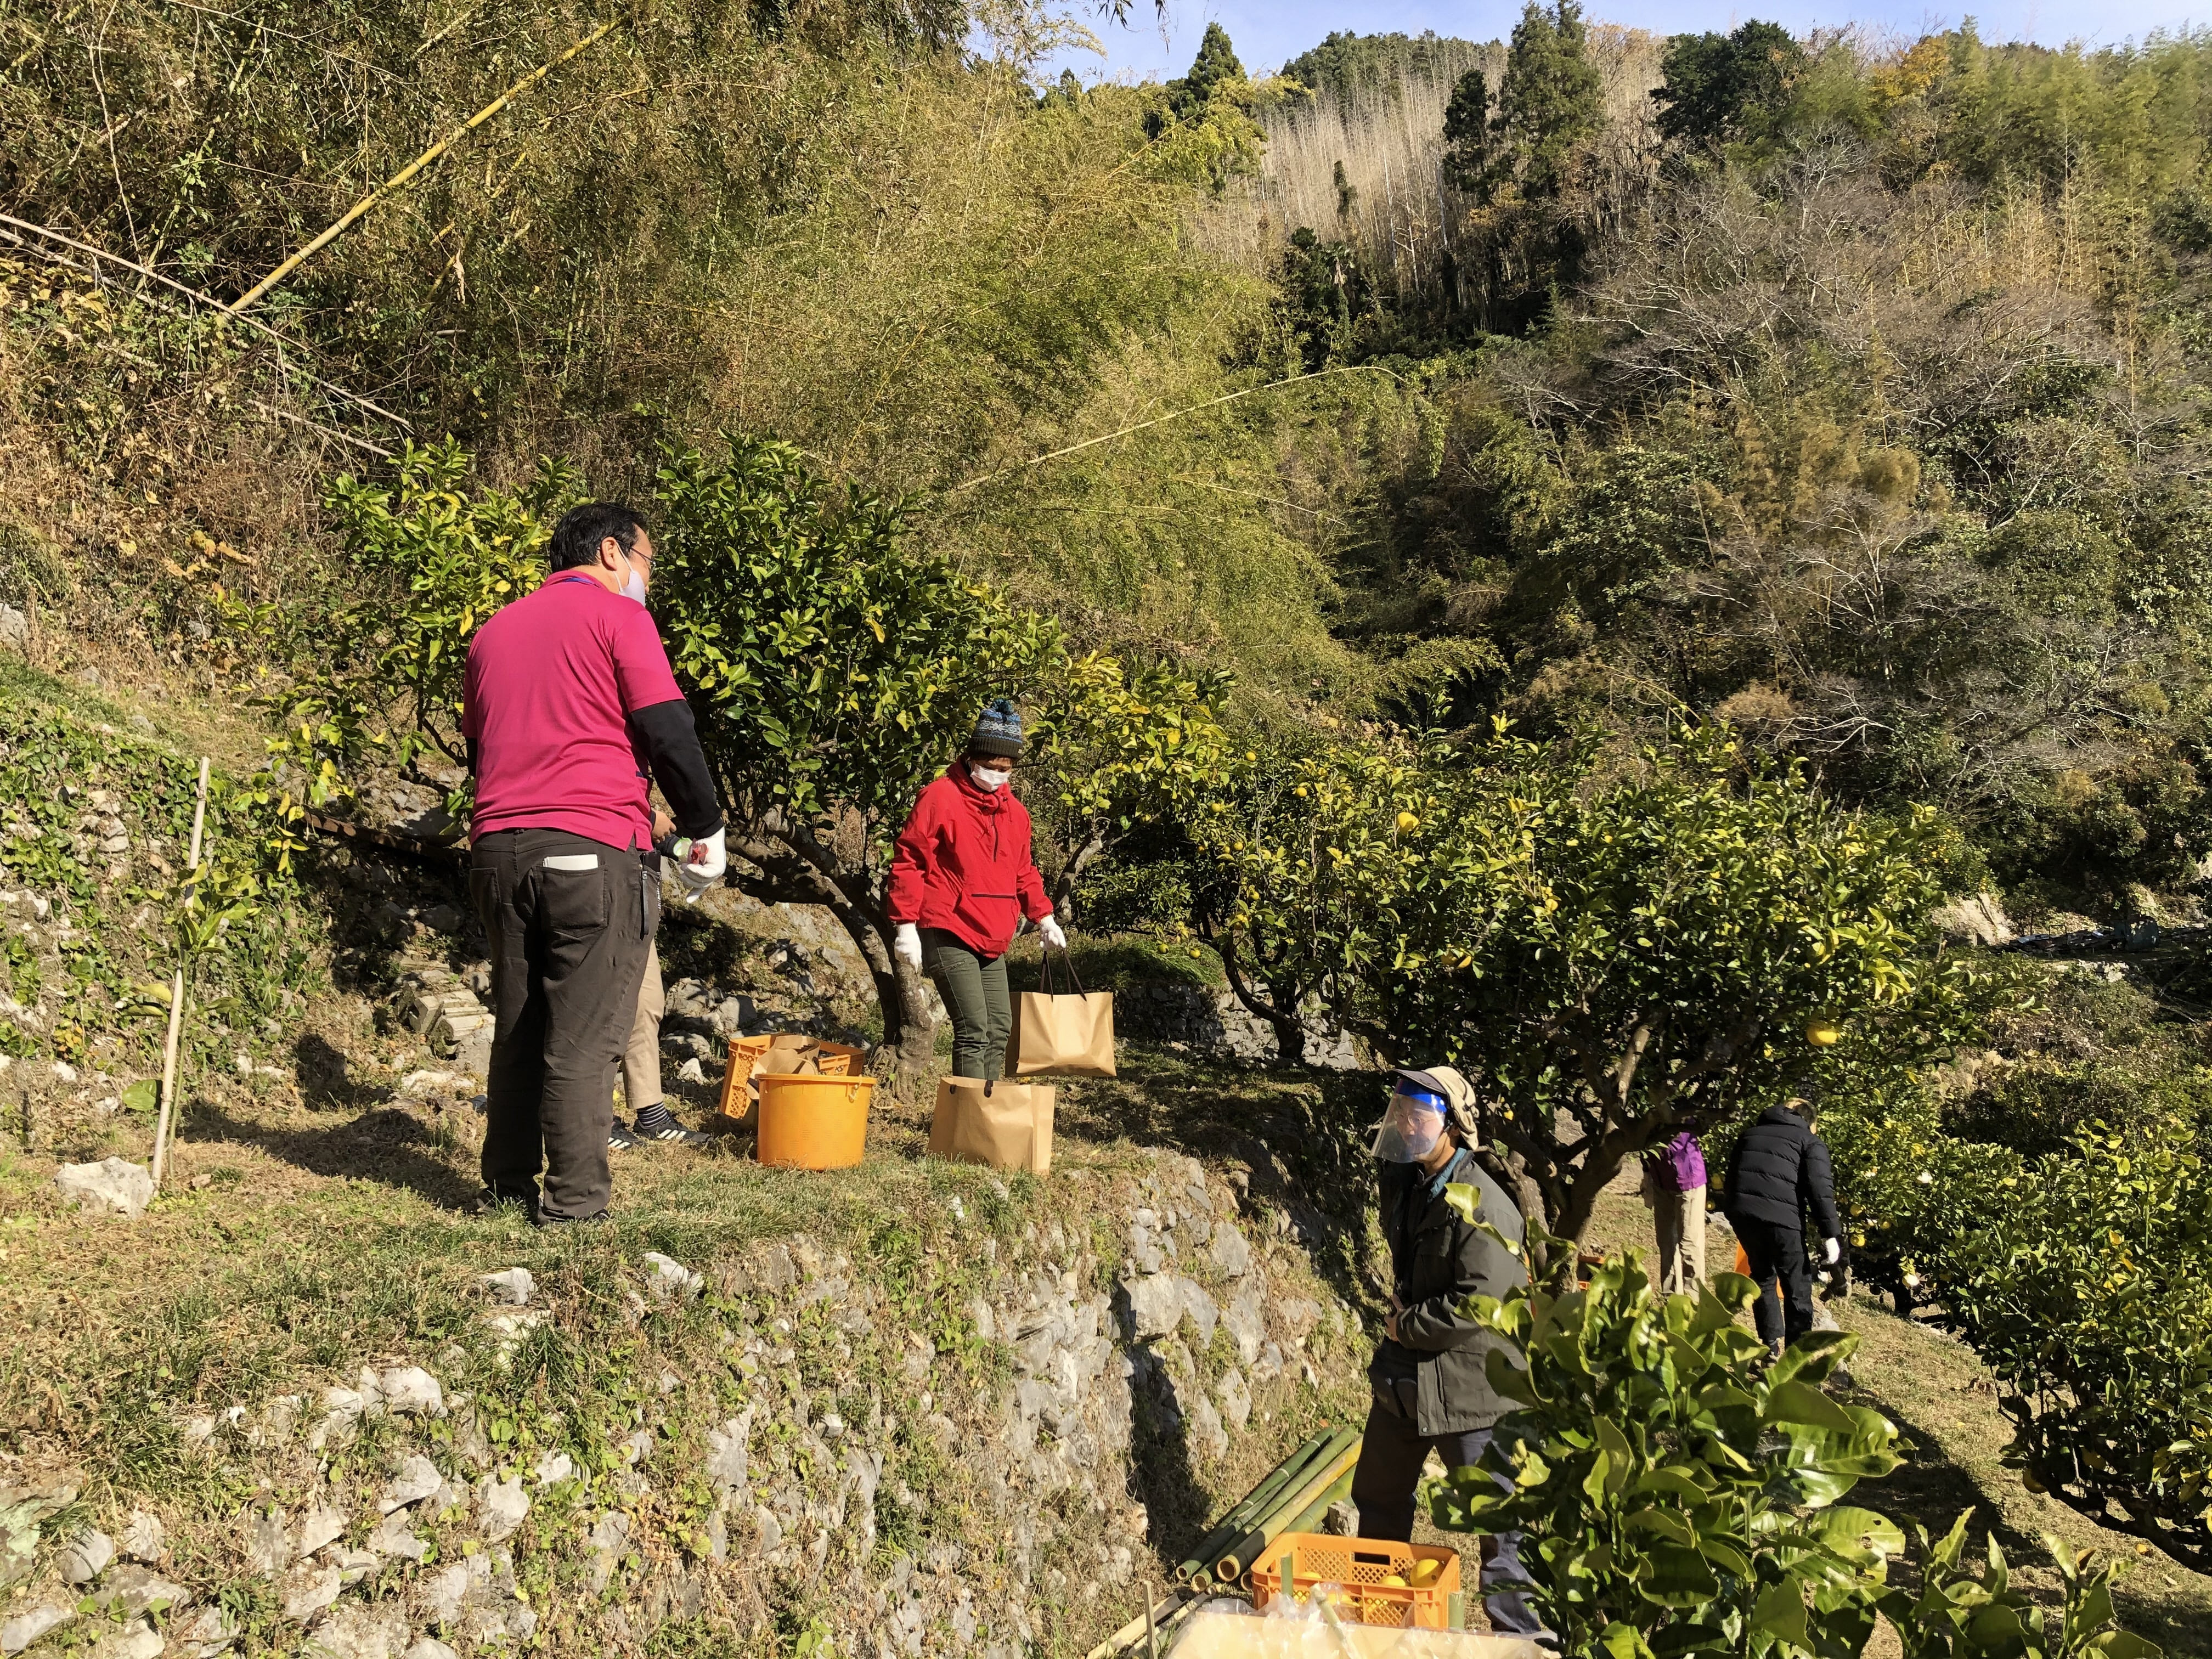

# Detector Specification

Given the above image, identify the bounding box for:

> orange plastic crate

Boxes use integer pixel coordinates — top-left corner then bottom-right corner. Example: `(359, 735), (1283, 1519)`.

(1248, 1534), (1463, 1629)
(713, 1035), (865, 1126)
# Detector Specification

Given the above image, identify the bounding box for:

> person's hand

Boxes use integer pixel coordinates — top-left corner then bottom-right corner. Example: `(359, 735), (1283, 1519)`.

(674, 827), (725, 902)
(652, 808), (674, 843)
(1039, 915), (1068, 950)
(895, 923), (924, 968)
(1822, 1235), (1842, 1266)
(1384, 1310), (1400, 1342)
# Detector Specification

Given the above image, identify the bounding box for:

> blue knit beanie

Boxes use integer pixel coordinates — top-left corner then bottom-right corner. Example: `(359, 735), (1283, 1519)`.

(969, 697), (1024, 758)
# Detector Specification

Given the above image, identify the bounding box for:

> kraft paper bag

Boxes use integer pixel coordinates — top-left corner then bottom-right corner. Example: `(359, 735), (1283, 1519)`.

(1005, 950), (1116, 1078)
(929, 1077), (1056, 1175)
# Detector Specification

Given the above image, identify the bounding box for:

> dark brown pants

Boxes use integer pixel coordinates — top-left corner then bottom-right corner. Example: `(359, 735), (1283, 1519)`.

(471, 828), (657, 1220)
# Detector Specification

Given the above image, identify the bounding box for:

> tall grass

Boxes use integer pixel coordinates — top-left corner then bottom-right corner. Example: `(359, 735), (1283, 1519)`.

(1199, 27), (1664, 307)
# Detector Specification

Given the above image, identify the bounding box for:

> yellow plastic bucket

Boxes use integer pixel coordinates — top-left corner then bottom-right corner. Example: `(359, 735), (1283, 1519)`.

(755, 1073), (876, 1170)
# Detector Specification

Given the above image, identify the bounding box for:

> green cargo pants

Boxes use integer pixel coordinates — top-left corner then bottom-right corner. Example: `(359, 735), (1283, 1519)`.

(924, 928), (1011, 1082)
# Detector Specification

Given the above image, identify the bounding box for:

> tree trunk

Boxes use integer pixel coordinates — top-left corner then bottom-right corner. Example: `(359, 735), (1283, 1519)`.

(1267, 1007), (1308, 1066)
(820, 899), (937, 1090)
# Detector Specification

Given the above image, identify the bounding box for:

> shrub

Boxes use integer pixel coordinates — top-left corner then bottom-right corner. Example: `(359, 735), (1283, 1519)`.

(1426, 1201), (2160, 1657)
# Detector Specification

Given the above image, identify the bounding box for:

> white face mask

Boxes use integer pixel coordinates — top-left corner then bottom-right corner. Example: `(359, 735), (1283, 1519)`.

(969, 761), (1012, 792)
(620, 560), (647, 605)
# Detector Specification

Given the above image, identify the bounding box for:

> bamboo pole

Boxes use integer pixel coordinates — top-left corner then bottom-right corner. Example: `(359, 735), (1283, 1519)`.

(150, 758), (209, 1192)
(227, 18), (620, 314)
(1215, 1430), (1363, 1585)
(1275, 1459), (1358, 1541)
(1173, 1426), (1338, 1583)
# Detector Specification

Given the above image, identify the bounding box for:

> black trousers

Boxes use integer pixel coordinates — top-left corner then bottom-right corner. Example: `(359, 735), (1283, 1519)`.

(471, 828), (657, 1221)
(1347, 1392), (1543, 1636)
(1735, 1215), (1813, 1347)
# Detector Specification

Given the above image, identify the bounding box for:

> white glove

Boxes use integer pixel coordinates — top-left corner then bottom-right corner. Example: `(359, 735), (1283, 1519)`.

(1039, 915), (1068, 950)
(1822, 1235), (1842, 1266)
(675, 827), (726, 902)
(894, 923), (924, 968)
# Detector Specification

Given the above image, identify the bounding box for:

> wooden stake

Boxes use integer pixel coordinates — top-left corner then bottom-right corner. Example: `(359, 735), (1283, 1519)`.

(226, 18), (619, 314)
(150, 758), (209, 1191)
(1145, 1583), (1158, 1659)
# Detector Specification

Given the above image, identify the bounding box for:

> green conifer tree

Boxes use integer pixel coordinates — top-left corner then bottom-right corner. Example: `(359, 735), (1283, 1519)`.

(1493, 0), (1602, 199)
(1169, 22), (1246, 122)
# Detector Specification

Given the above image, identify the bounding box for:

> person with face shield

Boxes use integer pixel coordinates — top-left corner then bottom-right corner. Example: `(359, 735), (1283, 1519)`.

(1348, 1068), (1546, 1641)
(886, 698), (1065, 1081)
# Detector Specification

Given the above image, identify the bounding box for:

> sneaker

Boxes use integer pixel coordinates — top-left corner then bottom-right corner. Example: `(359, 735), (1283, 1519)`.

(534, 1209), (609, 1227)
(608, 1119), (640, 1152)
(632, 1103), (710, 1147)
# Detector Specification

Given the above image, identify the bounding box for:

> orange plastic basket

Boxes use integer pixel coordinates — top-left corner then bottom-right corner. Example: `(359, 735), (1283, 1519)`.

(1248, 1535), (1462, 1629)
(713, 1035), (865, 1126)
(755, 1073), (876, 1170)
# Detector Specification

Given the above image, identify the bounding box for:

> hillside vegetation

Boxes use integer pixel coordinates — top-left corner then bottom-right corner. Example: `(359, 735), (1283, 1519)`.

(8, 1), (2212, 1655)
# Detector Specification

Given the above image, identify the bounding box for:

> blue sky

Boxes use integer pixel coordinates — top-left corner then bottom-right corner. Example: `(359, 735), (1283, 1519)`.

(1037, 0), (2204, 84)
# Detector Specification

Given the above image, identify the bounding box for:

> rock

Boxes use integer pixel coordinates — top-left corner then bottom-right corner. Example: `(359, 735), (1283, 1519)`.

(313, 1602), (407, 1659)
(533, 1449), (574, 1486)
(1323, 1499), (1358, 1536)
(279, 1563), (341, 1622)
(417, 1561), (473, 1628)
(398, 1070), (471, 1098)
(296, 1503), (348, 1558)
(422, 904), (464, 934)
(642, 1252), (703, 1301)
(703, 1412), (752, 1493)
(968, 1296), (995, 1341)
(53, 1158), (154, 1218)
(1251, 1340), (1284, 1383)
(245, 1508), (292, 1576)
(0, 1606), (70, 1655)
(173, 1604), (238, 1659)
(1178, 1280), (1219, 1346)
(60, 1528), (114, 1584)
(403, 1643), (459, 1659)
(366, 1511), (428, 1561)
(1120, 1273), (1181, 1340)
(377, 1367), (444, 1417)
(331, 1549), (380, 1585)
(116, 1512), (165, 1564)
(586, 1511), (630, 1594)
(90, 1620), (163, 1659)
(380, 1454), (443, 1513)
(1215, 1367), (1251, 1432)
(1209, 1224), (1252, 1278)
(1934, 891), (2016, 948)
(0, 606), (26, 654)
(478, 1267), (535, 1306)
(476, 1476), (528, 1544)
(1223, 1289), (1267, 1367)
(99, 1565), (191, 1620)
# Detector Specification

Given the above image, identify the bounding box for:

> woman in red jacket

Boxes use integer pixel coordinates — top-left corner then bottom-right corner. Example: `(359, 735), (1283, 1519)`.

(888, 698), (1065, 1081)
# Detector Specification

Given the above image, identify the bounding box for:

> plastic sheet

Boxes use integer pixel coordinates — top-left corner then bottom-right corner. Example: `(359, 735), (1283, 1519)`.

(1166, 1607), (1549, 1658)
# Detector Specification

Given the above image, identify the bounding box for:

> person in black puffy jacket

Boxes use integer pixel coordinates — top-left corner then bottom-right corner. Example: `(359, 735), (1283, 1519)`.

(1722, 1097), (1843, 1355)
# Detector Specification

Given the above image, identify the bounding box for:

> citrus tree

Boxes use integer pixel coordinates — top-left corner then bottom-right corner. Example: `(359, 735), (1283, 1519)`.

(239, 438), (569, 816)
(1022, 651), (1237, 921)
(1427, 1206), (2159, 1658)
(1205, 723), (1993, 1242)
(650, 437), (1063, 1074)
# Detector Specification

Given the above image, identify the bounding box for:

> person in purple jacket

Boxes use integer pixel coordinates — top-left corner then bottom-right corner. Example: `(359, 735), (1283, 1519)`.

(1641, 1126), (1708, 1294)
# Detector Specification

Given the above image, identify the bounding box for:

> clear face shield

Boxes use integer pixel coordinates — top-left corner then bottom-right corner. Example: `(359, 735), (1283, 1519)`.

(1372, 1083), (1448, 1164)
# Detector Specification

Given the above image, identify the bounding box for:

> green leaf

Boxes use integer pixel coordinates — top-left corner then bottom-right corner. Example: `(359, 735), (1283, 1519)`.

(1751, 1580), (1809, 1645)
(1763, 1381), (1859, 1435)
(120, 1079), (158, 1115)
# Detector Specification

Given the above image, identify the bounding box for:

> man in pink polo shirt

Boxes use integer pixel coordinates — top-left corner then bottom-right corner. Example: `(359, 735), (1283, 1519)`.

(464, 501), (726, 1223)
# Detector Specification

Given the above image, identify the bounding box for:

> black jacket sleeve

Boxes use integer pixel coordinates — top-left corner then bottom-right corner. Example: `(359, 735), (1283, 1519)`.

(629, 698), (725, 839)
(1802, 1135), (1842, 1241)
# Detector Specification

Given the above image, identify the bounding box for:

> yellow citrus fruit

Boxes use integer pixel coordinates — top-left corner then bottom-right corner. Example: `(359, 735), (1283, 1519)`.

(1410, 1559), (1440, 1582)
(1805, 1019), (1842, 1046)
(1381, 1575), (1407, 1588)
(1396, 811), (1419, 833)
